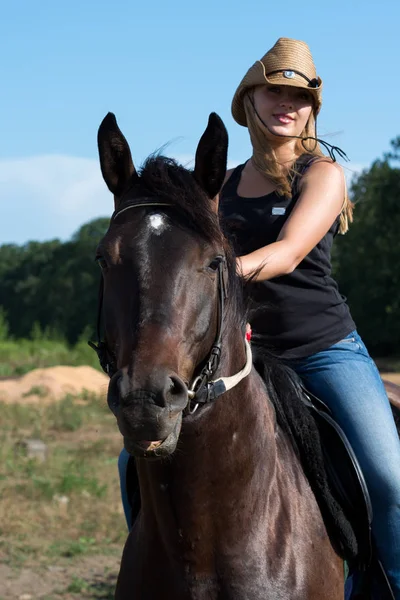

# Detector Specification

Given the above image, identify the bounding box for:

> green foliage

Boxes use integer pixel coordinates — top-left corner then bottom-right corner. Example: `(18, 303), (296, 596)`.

(67, 575), (90, 591)
(0, 307), (9, 341)
(58, 461), (107, 497)
(22, 385), (48, 398)
(0, 217), (109, 344)
(49, 538), (97, 559)
(46, 396), (84, 431)
(334, 138), (400, 355)
(0, 336), (101, 377)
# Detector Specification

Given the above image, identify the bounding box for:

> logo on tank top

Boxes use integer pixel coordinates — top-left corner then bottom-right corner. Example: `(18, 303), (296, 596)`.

(272, 207), (286, 215)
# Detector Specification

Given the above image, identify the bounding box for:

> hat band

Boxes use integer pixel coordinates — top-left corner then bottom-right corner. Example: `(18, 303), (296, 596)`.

(266, 69), (320, 88)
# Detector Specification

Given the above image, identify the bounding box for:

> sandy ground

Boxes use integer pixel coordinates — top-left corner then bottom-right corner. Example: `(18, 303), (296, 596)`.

(0, 366), (117, 599)
(382, 372), (400, 385)
(0, 366), (109, 404)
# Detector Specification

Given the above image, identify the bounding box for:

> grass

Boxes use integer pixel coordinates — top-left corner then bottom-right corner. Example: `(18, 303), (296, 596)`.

(0, 392), (126, 570)
(67, 576), (90, 593)
(0, 338), (101, 377)
(22, 384), (49, 398)
(64, 574), (116, 598)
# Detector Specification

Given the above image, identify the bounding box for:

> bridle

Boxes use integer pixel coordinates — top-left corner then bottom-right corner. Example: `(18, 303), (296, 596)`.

(89, 200), (252, 414)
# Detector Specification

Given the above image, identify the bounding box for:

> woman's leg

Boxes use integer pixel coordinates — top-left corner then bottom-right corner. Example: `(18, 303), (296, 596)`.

(288, 331), (400, 598)
(118, 448), (133, 531)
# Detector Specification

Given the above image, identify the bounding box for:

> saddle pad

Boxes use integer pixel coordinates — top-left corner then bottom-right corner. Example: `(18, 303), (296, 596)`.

(301, 388), (373, 570)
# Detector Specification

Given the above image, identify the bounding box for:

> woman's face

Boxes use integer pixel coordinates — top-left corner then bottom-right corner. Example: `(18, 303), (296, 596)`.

(252, 84), (313, 140)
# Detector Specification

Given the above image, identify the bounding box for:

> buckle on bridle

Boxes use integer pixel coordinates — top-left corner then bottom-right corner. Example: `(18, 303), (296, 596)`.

(88, 340), (116, 377)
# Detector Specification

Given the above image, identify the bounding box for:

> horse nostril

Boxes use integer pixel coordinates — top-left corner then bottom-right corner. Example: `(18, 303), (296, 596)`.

(169, 374), (187, 398)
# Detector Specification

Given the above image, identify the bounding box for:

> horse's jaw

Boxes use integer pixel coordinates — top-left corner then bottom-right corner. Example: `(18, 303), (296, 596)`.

(123, 412), (183, 460)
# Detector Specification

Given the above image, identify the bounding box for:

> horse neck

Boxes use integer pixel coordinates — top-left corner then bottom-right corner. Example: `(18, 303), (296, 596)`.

(136, 327), (278, 549)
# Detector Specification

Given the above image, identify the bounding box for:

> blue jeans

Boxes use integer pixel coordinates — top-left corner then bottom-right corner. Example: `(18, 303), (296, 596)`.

(118, 447), (133, 531)
(285, 330), (400, 598)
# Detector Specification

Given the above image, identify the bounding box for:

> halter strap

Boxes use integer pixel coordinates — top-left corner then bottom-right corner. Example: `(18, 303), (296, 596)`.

(88, 201), (171, 376)
(112, 201), (172, 221)
(88, 199), (252, 414)
(187, 338), (253, 413)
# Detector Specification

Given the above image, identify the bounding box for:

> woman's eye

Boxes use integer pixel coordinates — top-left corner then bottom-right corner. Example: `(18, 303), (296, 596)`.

(298, 91), (311, 102)
(267, 86), (280, 94)
(96, 257), (108, 270)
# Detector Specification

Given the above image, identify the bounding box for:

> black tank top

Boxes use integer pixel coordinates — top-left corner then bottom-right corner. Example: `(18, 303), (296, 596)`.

(219, 158), (355, 359)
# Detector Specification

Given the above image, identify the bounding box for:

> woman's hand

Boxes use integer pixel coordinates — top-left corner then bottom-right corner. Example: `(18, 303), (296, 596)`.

(236, 256), (245, 277)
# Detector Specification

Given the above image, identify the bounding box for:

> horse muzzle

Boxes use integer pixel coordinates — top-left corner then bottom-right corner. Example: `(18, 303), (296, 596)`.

(106, 368), (188, 459)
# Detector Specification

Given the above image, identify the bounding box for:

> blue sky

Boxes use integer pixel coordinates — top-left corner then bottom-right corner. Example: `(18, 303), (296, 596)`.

(1, 0), (398, 244)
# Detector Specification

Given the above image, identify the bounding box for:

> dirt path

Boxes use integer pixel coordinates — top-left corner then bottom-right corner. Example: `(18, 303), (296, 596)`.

(382, 372), (400, 385)
(0, 554), (120, 600)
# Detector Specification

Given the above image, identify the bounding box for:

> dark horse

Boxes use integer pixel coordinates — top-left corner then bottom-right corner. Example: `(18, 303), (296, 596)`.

(95, 111), (345, 599)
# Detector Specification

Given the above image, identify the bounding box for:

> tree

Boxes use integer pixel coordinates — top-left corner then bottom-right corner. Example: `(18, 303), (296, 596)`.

(334, 138), (400, 356)
(0, 218), (109, 343)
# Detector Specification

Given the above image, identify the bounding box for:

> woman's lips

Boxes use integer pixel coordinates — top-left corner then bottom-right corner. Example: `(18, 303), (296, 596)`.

(273, 114), (294, 124)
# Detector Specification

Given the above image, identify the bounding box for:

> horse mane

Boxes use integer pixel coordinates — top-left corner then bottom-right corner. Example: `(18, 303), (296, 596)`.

(137, 155), (223, 244)
(130, 155), (247, 334)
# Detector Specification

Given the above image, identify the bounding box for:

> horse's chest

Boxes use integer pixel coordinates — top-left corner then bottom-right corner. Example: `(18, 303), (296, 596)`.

(121, 552), (285, 600)
(187, 580), (274, 600)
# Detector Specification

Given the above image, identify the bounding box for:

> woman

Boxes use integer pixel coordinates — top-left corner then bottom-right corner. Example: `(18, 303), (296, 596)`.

(218, 37), (400, 597)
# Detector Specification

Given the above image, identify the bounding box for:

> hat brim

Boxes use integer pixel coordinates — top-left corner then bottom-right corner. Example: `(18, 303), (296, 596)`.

(232, 61), (322, 127)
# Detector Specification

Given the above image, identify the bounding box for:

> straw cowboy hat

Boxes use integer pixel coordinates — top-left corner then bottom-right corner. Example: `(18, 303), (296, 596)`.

(232, 37), (323, 127)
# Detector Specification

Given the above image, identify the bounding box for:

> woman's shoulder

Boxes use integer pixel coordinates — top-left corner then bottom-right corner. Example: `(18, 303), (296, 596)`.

(223, 162), (248, 183)
(223, 167), (235, 186)
(299, 154), (344, 175)
(297, 155), (344, 192)
(220, 163), (246, 196)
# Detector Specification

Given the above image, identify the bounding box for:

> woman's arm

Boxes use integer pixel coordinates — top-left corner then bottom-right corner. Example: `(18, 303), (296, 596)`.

(237, 160), (345, 281)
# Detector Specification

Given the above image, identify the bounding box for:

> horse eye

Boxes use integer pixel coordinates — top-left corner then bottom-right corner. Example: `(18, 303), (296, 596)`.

(96, 257), (108, 270)
(207, 257), (223, 272)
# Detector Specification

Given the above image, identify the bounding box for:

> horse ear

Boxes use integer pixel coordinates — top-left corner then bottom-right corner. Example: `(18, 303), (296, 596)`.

(193, 113), (228, 200)
(97, 113), (138, 202)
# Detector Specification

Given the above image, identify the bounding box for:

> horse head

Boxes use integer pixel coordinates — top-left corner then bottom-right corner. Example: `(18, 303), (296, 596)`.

(96, 112), (230, 459)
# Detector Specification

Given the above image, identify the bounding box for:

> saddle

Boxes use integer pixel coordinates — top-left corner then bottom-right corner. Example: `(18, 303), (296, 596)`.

(299, 387), (395, 600)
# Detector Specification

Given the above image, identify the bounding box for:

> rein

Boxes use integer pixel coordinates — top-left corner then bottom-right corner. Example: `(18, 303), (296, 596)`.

(88, 201), (252, 414)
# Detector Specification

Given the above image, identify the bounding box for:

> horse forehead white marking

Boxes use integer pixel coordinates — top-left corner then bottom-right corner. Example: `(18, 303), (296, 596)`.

(148, 213), (167, 234)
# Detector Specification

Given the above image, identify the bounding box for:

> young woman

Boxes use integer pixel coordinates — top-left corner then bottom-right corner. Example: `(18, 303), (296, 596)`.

(218, 37), (400, 597)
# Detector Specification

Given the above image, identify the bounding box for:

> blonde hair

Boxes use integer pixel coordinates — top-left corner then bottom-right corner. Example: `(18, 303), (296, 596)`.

(243, 92), (353, 234)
